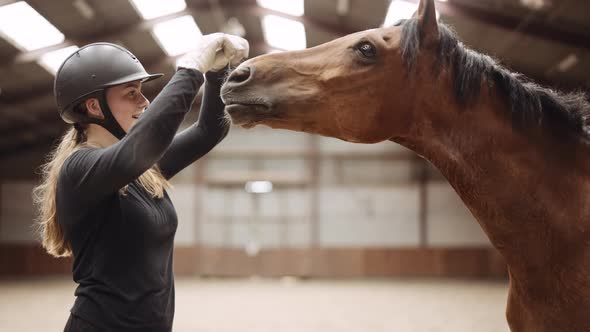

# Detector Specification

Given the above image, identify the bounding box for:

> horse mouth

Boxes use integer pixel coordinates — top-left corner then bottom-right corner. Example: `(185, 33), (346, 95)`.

(225, 102), (270, 128)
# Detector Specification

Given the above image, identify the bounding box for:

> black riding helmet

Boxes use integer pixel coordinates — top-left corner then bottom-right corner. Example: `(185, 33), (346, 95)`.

(54, 42), (163, 139)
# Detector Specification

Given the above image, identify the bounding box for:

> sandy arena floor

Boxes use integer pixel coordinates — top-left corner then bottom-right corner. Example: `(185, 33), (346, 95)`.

(0, 277), (509, 332)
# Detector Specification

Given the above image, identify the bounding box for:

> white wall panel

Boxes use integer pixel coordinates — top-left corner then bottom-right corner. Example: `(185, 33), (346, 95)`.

(204, 188), (253, 217)
(283, 222), (311, 247)
(320, 159), (415, 184)
(200, 219), (226, 246)
(168, 184), (197, 245)
(319, 186), (420, 246)
(215, 126), (310, 150)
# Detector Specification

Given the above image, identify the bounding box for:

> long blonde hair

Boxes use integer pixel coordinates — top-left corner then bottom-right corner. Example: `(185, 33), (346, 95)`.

(33, 126), (170, 257)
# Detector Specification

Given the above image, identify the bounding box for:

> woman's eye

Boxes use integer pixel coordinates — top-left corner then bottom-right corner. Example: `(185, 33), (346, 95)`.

(357, 42), (377, 58)
(128, 90), (137, 97)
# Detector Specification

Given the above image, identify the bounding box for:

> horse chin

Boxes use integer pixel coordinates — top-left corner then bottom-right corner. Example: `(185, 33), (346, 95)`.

(225, 103), (270, 128)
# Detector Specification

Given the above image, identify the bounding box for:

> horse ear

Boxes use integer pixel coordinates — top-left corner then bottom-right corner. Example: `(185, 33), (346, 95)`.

(413, 0), (439, 45)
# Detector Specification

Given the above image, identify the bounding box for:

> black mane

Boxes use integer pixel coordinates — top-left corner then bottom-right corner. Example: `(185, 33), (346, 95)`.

(396, 19), (590, 141)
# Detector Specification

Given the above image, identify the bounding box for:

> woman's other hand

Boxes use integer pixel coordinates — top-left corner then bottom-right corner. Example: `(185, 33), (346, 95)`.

(176, 33), (250, 73)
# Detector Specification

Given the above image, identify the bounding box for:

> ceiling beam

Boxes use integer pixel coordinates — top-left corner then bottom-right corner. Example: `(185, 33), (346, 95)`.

(0, 9), (191, 67)
(3, 1), (589, 71)
(211, 0), (590, 51)
(215, 2), (358, 36)
(0, 0), (17, 6)
(435, 1), (590, 50)
(15, 0), (590, 56)
(0, 3), (341, 69)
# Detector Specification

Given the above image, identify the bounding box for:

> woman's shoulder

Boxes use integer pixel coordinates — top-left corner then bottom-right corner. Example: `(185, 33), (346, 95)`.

(59, 147), (99, 180)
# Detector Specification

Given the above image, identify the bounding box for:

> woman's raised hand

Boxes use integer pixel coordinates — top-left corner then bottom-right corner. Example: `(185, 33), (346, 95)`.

(176, 33), (250, 73)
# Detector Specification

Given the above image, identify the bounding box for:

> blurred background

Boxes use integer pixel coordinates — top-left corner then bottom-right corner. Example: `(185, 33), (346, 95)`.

(1, 0), (588, 331)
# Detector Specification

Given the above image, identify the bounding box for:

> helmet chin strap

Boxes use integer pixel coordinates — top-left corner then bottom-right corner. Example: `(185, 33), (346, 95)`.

(86, 90), (127, 140)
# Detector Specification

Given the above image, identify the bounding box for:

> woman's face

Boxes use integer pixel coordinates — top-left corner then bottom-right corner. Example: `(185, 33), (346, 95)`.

(106, 80), (149, 133)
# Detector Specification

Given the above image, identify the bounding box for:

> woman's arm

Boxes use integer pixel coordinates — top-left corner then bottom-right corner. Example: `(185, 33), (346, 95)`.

(62, 69), (203, 200)
(157, 70), (230, 180)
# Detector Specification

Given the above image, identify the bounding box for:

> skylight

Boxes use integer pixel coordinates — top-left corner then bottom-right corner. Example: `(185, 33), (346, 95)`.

(383, 0), (440, 27)
(38, 45), (79, 75)
(129, 0), (187, 20)
(256, 0), (304, 16)
(261, 15), (306, 51)
(152, 15), (202, 56)
(0, 1), (65, 51)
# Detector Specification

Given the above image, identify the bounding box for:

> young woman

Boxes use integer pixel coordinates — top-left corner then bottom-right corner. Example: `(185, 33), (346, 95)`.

(33, 33), (248, 332)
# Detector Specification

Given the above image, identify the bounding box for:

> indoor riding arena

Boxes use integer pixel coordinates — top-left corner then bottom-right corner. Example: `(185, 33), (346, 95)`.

(1, 0), (589, 331)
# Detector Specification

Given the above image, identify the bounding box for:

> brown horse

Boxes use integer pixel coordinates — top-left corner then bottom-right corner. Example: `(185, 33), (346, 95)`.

(220, 0), (590, 330)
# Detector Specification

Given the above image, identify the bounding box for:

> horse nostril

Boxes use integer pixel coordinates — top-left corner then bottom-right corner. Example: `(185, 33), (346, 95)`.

(227, 66), (252, 85)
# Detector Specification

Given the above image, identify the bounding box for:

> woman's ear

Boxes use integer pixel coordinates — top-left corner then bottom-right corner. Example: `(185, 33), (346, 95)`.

(84, 98), (104, 119)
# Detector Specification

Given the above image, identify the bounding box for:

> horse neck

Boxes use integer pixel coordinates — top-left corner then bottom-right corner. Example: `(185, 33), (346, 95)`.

(394, 72), (590, 274)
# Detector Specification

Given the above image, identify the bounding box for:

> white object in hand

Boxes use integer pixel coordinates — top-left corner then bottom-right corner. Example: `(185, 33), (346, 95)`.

(211, 34), (249, 71)
(176, 33), (250, 73)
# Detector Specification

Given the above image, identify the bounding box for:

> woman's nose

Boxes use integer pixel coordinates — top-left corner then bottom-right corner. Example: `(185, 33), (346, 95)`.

(139, 93), (149, 108)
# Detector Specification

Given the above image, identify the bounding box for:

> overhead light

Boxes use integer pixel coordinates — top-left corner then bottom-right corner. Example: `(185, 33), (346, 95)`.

(152, 15), (202, 56)
(383, 0), (440, 27)
(0, 1), (65, 51)
(73, 0), (95, 20)
(556, 54), (578, 73)
(129, 0), (186, 20)
(38, 46), (79, 75)
(520, 0), (550, 10)
(262, 15), (306, 51)
(245, 181), (273, 194)
(256, 0), (304, 16)
(337, 0), (350, 16)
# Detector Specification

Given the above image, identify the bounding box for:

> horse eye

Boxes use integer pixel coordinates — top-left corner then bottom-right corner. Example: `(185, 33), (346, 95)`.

(357, 42), (377, 58)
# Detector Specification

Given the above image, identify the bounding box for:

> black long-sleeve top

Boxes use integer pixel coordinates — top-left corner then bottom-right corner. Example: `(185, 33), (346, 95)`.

(56, 68), (228, 332)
